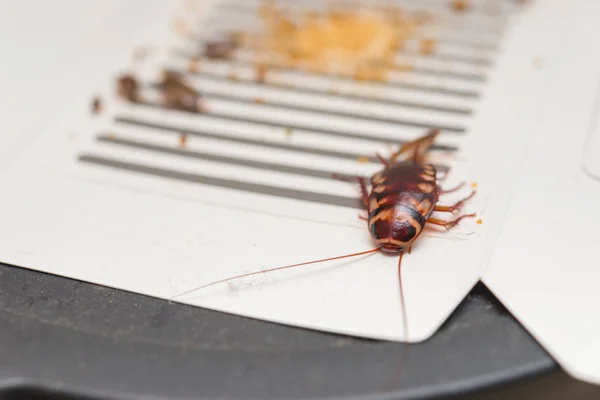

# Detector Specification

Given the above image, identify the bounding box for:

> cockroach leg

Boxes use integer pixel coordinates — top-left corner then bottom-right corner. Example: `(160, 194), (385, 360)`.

(390, 128), (439, 164)
(358, 213), (368, 221)
(376, 153), (390, 166)
(427, 213), (476, 230)
(434, 190), (476, 213)
(439, 181), (465, 194)
(436, 169), (450, 182)
(356, 177), (370, 207)
(331, 173), (355, 182)
(331, 173), (370, 207)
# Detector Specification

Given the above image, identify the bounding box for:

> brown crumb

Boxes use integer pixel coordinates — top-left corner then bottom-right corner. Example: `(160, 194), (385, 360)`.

(117, 74), (139, 102)
(284, 127), (293, 136)
(161, 70), (202, 112)
(254, 98), (265, 105)
(107, 133), (117, 140)
(471, 182), (478, 189)
(188, 57), (201, 74)
(450, 0), (470, 12)
(421, 38), (436, 55)
(256, 63), (268, 84)
(179, 133), (188, 148)
(327, 88), (337, 95)
(358, 156), (369, 164)
(533, 57), (544, 69)
(91, 96), (102, 114)
(476, 219), (483, 225)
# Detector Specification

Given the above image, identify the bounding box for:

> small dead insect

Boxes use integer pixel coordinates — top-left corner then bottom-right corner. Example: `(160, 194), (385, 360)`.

(161, 71), (202, 112)
(173, 129), (476, 342)
(91, 96), (103, 114)
(117, 74), (139, 102)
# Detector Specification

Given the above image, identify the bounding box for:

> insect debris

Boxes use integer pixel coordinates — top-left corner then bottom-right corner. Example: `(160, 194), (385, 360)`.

(161, 70), (203, 113)
(173, 129), (477, 343)
(117, 74), (139, 102)
(91, 96), (103, 114)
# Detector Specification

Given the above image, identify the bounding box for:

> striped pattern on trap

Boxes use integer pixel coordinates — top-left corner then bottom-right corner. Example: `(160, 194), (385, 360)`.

(78, 0), (517, 213)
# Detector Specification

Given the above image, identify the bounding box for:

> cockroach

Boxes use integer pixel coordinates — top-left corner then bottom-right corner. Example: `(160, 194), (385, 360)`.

(161, 71), (202, 112)
(173, 129), (476, 342)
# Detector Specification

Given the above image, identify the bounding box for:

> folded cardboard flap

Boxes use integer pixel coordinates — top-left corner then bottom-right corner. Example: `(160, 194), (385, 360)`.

(482, 0), (600, 385)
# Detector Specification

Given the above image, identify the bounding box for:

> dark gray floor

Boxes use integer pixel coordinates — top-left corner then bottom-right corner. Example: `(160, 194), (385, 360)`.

(0, 262), (596, 400)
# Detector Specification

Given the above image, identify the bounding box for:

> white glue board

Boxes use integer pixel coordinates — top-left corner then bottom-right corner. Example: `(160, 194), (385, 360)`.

(0, 0), (567, 346)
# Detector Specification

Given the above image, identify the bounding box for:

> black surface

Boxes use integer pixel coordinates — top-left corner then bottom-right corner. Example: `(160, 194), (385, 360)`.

(0, 262), (584, 400)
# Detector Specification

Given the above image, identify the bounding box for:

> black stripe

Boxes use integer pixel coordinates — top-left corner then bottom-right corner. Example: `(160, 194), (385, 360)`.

(166, 68), (474, 115)
(150, 80), (468, 132)
(188, 35), (496, 68)
(178, 51), (484, 96)
(78, 155), (364, 209)
(113, 117), (455, 169)
(136, 100), (467, 138)
(184, 51), (489, 82)
(97, 135), (370, 181)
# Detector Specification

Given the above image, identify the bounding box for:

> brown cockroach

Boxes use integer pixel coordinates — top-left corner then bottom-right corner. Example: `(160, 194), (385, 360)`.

(173, 129), (476, 342)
